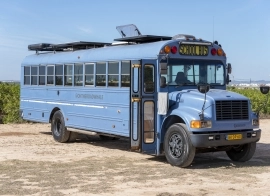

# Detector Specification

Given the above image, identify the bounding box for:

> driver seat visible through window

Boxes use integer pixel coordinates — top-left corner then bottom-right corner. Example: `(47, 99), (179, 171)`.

(175, 72), (187, 84)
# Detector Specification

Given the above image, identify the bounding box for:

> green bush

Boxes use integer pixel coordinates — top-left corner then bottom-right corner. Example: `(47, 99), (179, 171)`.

(0, 83), (22, 123)
(227, 87), (270, 116)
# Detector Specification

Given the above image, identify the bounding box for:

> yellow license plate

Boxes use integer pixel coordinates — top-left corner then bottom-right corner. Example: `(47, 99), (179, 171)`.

(226, 134), (242, 140)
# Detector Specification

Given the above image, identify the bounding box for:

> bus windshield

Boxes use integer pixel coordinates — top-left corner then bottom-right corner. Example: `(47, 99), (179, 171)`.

(165, 59), (225, 86)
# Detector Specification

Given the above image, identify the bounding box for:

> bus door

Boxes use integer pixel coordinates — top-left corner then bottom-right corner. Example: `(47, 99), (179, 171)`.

(130, 59), (157, 154)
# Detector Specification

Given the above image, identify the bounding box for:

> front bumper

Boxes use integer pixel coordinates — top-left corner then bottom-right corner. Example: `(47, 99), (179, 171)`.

(189, 129), (261, 148)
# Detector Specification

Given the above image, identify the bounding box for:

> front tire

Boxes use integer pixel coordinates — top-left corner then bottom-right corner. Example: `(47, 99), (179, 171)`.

(226, 142), (256, 162)
(164, 123), (195, 167)
(51, 111), (70, 143)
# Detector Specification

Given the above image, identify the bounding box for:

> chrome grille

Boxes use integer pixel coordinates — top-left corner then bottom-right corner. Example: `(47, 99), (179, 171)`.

(216, 100), (249, 120)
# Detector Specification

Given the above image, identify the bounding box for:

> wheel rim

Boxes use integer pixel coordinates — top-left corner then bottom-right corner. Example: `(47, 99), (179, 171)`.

(53, 117), (62, 137)
(168, 133), (183, 158)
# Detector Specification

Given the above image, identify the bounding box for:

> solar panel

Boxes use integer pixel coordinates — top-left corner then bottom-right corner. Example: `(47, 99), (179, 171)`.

(114, 35), (172, 43)
(28, 41), (111, 51)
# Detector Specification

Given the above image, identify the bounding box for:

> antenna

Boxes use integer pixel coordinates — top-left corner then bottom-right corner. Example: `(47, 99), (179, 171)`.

(213, 16), (215, 42)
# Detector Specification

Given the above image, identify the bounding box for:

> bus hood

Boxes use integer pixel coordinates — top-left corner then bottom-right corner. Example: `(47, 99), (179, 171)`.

(168, 89), (249, 115)
(169, 89), (249, 103)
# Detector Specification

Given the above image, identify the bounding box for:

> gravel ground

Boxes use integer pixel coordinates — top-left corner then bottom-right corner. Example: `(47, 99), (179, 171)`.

(0, 120), (269, 196)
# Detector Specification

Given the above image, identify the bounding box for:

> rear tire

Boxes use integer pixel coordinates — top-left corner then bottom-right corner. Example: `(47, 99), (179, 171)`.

(226, 142), (256, 162)
(68, 132), (78, 142)
(51, 111), (70, 143)
(164, 123), (195, 168)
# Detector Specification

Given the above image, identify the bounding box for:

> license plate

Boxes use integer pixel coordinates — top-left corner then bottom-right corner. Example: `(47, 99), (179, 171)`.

(226, 134), (242, 140)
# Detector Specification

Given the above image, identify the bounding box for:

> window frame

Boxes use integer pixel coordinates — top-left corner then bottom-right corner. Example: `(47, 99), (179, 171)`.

(39, 65), (46, 85)
(64, 64), (73, 86)
(85, 63), (95, 86)
(108, 61), (120, 87)
(55, 64), (64, 86)
(121, 61), (131, 88)
(24, 66), (31, 85)
(95, 62), (107, 87)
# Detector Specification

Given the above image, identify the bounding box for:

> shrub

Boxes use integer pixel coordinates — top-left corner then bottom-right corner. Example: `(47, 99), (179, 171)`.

(0, 83), (22, 123)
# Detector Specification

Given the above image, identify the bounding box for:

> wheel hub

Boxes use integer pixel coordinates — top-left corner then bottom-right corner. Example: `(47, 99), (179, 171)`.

(169, 133), (183, 158)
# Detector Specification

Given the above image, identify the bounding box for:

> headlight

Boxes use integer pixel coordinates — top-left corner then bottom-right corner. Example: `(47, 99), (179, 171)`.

(252, 119), (259, 126)
(190, 120), (212, 128)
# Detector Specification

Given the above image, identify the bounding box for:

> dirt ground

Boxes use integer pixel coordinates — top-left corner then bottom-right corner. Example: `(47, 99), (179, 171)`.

(0, 120), (269, 196)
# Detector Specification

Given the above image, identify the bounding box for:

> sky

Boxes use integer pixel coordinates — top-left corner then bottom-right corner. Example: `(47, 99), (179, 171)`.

(0, 0), (269, 81)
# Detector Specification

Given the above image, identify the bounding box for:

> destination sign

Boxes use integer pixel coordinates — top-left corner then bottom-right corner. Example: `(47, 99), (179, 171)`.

(179, 44), (208, 56)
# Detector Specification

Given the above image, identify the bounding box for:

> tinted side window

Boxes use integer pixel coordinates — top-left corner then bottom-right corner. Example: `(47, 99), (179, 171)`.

(108, 62), (119, 87)
(55, 64), (63, 85)
(144, 64), (154, 93)
(31, 66), (38, 85)
(96, 62), (106, 87)
(24, 66), (30, 85)
(47, 66), (54, 85)
(64, 64), (73, 86)
(85, 63), (94, 86)
(39, 65), (46, 85)
(121, 61), (130, 87)
(74, 64), (83, 86)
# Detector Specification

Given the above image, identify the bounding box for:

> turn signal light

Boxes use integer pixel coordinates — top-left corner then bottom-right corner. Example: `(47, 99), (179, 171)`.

(217, 48), (223, 56)
(190, 120), (212, 128)
(164, 45), (171, 54)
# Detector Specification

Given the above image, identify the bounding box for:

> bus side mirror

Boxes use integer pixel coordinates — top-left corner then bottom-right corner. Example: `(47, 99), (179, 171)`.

(226, 74), (231, 85)
(160, 63), (167, 75)
(227, 63), (232, 74)
(260, 86), (270, 94)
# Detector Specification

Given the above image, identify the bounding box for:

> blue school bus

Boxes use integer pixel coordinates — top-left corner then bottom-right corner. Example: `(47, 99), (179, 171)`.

(20, 24), (262, 167)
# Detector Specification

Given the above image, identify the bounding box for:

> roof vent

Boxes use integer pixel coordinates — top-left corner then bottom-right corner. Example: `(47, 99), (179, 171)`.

(116, 24), (142, 38)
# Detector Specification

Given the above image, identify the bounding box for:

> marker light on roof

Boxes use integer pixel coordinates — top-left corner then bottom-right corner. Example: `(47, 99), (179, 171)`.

(211, 48), (217, 55)
(171, 46), (177, 54)
(217, 48), (223, 56)
(164, 45), (171, 54)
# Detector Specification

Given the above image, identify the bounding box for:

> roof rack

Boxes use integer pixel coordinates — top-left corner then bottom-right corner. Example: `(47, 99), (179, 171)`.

(114, 35), (172, 44)
(28, 41), (111, 52)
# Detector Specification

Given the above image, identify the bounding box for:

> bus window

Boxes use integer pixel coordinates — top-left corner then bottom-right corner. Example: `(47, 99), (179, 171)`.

(64, 64), (73, 86)
(144, 64), (154, 93)
(31, 66), (38, 85)
(121, 61), (130, 87)
(55, 64), (63, 86)
(47, 65), (54, 85)
(85, 63), (94, 86)
(108, 62), (119, 87)
(74, 64), (83, 86)
(96, 62), (106, 87)
(24, 66), (30, 85)
(144, 101), (154, 143)
(39, 65), (45, 85)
